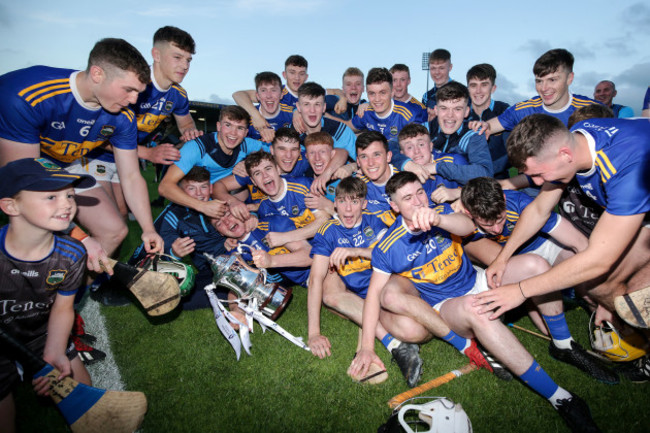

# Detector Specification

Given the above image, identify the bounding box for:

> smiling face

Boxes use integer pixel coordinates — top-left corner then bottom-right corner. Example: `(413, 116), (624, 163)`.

(296, 94), (326, 129)
(249, 159), (283, 198)
(399, 133), (433, 165)
(270, 137), (300, 174)
(256, 81), (282, 116)
(389, 181), (428, 225)
(391, 70), (411, 102)
(181, 179), (211, 202)
(335, 195), (366, 228)
(343, 74), (364, 105)
(92, 67), (146, 113)
(366, 82), (393, 117)
(593, 81), (616, 107)
(429, 60), (452, 87)
(534, 66), (574, 110)
(435, 98), (469, 134)
(216, 116), (249, 154)
(153, 42), (192, 86)
(356, 141), (392, 184)
(467, 77), (495, 110)
(13, 188), (77, 232)
(305, 143), (334, 175)
(211, 211), (247, 239)
(283, 65), (308, 93)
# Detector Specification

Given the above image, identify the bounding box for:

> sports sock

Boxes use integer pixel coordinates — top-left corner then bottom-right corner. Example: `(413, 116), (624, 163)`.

(543, 312), (573, 349)
(548, 386), (574, 409)
(520, 360), (566, 402)
(442, 330), (470, 353)
(381, 333), (402, 352)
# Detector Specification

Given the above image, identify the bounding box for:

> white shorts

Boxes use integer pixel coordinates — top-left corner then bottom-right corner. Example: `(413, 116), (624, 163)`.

(433, 266), (489, 312)
(67, 157), (120, 187)
(525, 238), (564, 266)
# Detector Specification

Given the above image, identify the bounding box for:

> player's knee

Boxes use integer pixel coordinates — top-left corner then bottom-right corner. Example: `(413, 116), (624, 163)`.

(321, 288), (340, 309)
(520, 254), (550, 276)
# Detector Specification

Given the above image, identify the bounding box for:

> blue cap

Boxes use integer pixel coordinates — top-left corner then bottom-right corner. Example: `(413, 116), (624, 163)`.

(0, 158), (96, 198)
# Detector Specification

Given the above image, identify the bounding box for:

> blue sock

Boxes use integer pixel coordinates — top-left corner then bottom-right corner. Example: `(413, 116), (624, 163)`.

(519, 360), (559, 399)
(543, 313), (572, 341)
(381, 333), (394, 349)
(442, 330), (469, 353)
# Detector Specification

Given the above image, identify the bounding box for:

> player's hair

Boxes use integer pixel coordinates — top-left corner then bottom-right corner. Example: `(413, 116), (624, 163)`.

(460, 177), (506, 222)
(533, 48), (574, 77)
(153, 26), (195, 54)
(304, 131), (333, 148)
(428, 49), (451, 63)
(219, 105), (251, 125)
(285, 55), (308, 69)
(255, 71), (282, 90)
(596, 79), (616, 91)
(398, 123), (430, 143)
(385, 171), (420, 199)
(245, 151), (276, 176)
(297, 82), (326, 99)
(343, 67), (364, 80)
(466, 63), (497, 85)
(506, 113), (568, 171)
(355, 130), (388, 153)
(567, 104), (614, 128)
(182, 166), (210, 183)
(335, 176), (367, 200)
(435, 81), (470, 104)
(272, 127), (300, 145)
(87, 38), (150, 84)
(366, 67), (393, 88)
(389, 63), (410, 78)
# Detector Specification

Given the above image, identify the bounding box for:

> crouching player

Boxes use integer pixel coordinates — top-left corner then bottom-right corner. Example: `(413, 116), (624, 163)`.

(0, 158), (95, 432)
(348, 172), (600, 432)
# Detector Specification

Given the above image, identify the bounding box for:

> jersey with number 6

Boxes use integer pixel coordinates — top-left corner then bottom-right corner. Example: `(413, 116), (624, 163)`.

(0, 66), (137, 166)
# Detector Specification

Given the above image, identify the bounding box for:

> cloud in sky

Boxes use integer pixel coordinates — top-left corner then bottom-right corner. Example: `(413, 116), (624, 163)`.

(518, 39), (553, 58)
(621, 2), (650, 34)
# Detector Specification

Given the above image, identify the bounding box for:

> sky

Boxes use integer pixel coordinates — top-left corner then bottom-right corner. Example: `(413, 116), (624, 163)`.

(1, 0), (649, 115)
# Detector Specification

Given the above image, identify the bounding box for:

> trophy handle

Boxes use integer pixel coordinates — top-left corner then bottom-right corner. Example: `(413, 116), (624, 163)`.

(236, 244), (268, 285)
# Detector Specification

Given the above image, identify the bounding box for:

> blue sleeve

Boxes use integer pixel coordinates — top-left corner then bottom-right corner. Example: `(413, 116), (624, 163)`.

(158, 211), (182, 257)
(175, 140), (202, 175)
(436, 134), (494, 185)
(388, 139), (410, 170)
(333, 124), (358, 160)
(310, 229), (334, 258)
(108, 111), (138, 150)
(351, 114), (365, 131)
(496, 105), (521, 132)
(618, 106), (634, 118)
(243, 137), (270, 154)
(325, 94), (340, 113)
(0, 90), (42, 143)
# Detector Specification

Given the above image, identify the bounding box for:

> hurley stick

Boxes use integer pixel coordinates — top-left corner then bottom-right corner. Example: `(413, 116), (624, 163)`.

(0, 325), (147, 433)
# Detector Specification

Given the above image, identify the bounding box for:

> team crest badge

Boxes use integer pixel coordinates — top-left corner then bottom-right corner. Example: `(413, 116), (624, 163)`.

(35, 158), (61, 170)
(46, 269), (67, 286)
(100, 125), (115, 137)
(435, 234), (446, 244)
(291, 205), (299, 216)
(390, 126), (398, 136)
(506, 222), (515, 232)
(327, 185), (336, 196)
(364, 227), (374, 238)
(165, 101), (174, 111)
(96, 165), (106, 175)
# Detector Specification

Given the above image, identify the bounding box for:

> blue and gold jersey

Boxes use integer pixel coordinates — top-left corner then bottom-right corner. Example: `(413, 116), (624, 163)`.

(352, 100), (428, 140)
(311, 213), (387, 297)
(402, 96), (427, 114)
(133, 72), (190, 143)
(300, 118), (358, 160)
(0, 66), (137, 165)
(280, 85), (299, 108)
(237, 216), (310, 285)
(498, 93), (599, 130)
(464, 190), (559, 253)
(571, 118), (650, 216)
(257, 177), (318, 228)
(372, 204), (476, 307)
(247, 103), (293, 141)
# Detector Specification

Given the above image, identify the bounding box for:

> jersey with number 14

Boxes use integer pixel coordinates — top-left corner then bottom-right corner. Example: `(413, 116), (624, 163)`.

(372, 204), (476, 307)
(0, 66), (137, 165)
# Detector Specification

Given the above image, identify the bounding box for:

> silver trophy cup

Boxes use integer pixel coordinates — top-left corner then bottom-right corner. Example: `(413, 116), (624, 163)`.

(205, 246), (292, 320)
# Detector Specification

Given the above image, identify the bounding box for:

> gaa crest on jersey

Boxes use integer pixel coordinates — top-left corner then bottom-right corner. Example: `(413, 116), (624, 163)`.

(506, 222), (515, 232)
(96, 165), (106, 175)
(364, 226), (374, 238)
(165, 101), (174, 112)
(390, 126), (398, 136)
(291, 205), (299, 216)
(435, 234), (446, 244)
(100, 125), (116, 137)
(46, 269), (67, 287)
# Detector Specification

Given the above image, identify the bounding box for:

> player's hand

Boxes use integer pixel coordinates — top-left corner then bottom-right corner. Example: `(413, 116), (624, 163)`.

(310, 174), (330, 196)
(147, 143), (181, 165)
(348, 349), (385, 380)
(308, 334), (332, 359)
(469, 120), (492, 139)
(243, 214), (258, 232)
(292, 110), (307, 134)
(329, 247), (355, 270)
(485, 258), (508, 289)
(427, 107), (437, 122)
(305, 194), (334, 214)
(232, 160), (248, 178)
(423, 162), (437, 176)
(81, 236), (113, 275)
(472, 283), (525, 320)
(356, 102), (369, 118)
(410, 207), (441, 231)
(450, 198), (466, 213)
(252, 115), (274, 143)
(334, 96), (348, 115)
(251, 250), (273, 268)
(430, 185), (460, 204)
(171, 237), (195, 258)
(200, 199), (228, 219)
(263, 231), (286, 248)
(35, 353), (71, 396)
(403, 161), (429, 184)
(224, 238), (239, 251)
(332, 163), (356, 180)
(180, 128), (204, 142)
(229, 199), (251, 222)
(142, 230), (164, 254)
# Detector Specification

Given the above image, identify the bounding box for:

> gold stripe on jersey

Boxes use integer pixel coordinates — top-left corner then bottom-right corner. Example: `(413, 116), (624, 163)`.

(171, 84), (187, 98)
(280, 103), (293, 113)
(378, 225), (407, 253)
(393, 105), (413, 120)
(595, 150), (617, 183)
(317, 220), (337, 236)
(121, 108), (135, 123)
(339, 256), (372, 276)
(434, 155), (455, 164)
(23, 83), (70, 103)
(514, 98), (543, 110)
(18, 78), (69, 98)
(269, 246), (291, 256)
(30, 88), (73, 107)
(408, 97), (426, 109)
(571, 96), (596, 108)
(286, 181), (310, 194)
(256, 221), (270, 231)
(40, 137), (107, 163)
(401, 241), (463, 285)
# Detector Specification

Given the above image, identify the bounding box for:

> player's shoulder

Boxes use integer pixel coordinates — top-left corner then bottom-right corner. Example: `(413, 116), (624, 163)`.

(492, 100), (510, 113)
(170, 83), (188, 99)
(408, 96), (427, 109)
(514, 96), (543, 110)
(571, 94), (600, 108)
(53, 234), (87, 264)
(376, 221), (408, 254)
(317, 217), (341, 236)
(285, 175), (313, 191)
(392, 100), (415, 120)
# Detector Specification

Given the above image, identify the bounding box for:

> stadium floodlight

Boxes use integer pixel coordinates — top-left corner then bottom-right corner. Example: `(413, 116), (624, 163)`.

(422, 52), (430, 70)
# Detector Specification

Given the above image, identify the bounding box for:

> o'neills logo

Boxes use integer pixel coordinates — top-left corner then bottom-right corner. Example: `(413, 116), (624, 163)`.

(46, 269), (67, 287)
